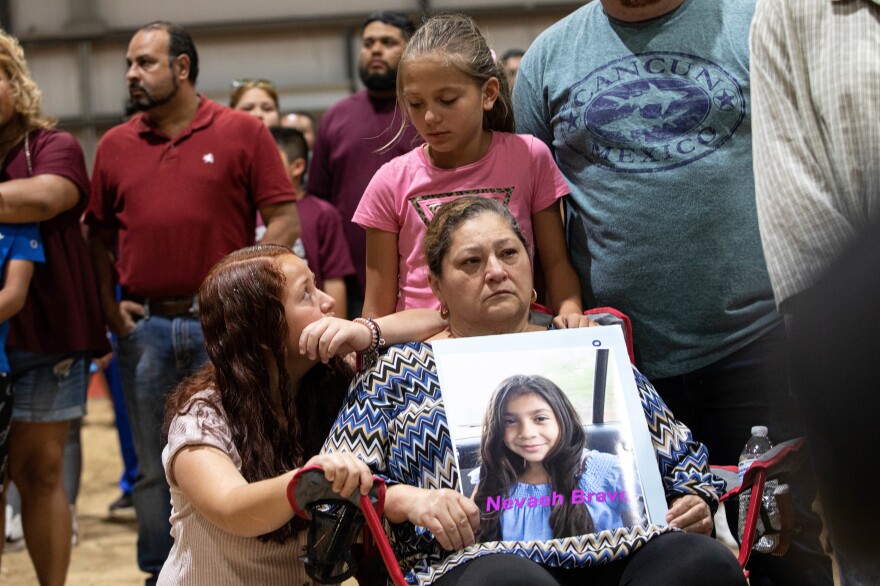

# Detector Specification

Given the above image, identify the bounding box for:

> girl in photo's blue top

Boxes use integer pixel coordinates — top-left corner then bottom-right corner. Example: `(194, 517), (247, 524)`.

(474, 374), (637, 541)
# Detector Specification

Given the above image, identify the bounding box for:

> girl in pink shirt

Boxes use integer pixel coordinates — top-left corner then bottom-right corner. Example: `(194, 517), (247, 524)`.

(355, 13), (582, 318)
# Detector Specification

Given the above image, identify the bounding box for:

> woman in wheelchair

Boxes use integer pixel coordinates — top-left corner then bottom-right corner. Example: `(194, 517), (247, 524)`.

(323, 197), (746, 585)
(157, 245), (445, 584)
(474, 374), (641, 541)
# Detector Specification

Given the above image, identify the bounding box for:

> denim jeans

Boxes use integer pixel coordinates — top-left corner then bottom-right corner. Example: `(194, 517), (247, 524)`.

(117, 315), (208, 582)
(8, 350), (90, 422)
(651, 325), (833, 586)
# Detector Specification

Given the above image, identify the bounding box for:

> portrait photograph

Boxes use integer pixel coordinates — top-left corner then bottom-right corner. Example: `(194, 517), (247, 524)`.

(433, 326), (668, 542)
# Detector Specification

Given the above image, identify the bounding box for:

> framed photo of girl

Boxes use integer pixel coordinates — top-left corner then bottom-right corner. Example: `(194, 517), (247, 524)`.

(432, 326), (668, 543)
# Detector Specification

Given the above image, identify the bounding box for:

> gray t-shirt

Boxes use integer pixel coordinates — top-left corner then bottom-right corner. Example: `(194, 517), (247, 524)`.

(514, 0), (780, 377)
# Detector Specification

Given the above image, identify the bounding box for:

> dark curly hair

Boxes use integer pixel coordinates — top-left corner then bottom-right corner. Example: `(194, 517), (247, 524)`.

(164, 245), (352, 543)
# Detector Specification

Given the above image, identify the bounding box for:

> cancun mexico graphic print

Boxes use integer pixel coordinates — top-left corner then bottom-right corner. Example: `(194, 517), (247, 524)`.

(556, 51), (746, 174)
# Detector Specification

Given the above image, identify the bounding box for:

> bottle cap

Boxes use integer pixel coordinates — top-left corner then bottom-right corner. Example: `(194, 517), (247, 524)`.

(751, 425), (768, 436)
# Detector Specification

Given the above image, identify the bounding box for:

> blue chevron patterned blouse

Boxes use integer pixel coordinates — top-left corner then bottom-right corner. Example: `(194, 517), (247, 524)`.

(322, 342), (724, 585)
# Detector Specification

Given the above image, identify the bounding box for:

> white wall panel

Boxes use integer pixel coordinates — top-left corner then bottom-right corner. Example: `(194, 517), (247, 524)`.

(95, 0), (416, 29)
(10, 0), (70, 37)
(11, 0), (579, 37)
(476, 16), (569, 55)
(433, 0), (581, 9)
(195, 31), (348, 97)
(90, 42), (130, 115)
(277, 89), (350, 113)
(13, 0), (577, 161)
(12, 0), (419, 36)
(26, 46), (82, 118)
(13, 0), (420, 37)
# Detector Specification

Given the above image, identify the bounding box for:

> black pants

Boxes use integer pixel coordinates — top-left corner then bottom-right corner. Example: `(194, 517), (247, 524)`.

(433, 532), (745, 586)
(790, 224), (880, 585)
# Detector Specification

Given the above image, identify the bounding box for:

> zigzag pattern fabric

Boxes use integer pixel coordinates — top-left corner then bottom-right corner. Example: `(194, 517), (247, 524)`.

(322, 342), (725, 585)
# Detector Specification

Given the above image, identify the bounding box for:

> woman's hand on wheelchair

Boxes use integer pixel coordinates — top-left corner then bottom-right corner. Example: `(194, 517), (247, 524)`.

(304, 453), (373, 498)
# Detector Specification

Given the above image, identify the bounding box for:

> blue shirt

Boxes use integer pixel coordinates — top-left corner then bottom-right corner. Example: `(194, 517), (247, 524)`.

(500, 450), (637, 541)
(514, 0), (780, 377)
(0, 223), (44, 372)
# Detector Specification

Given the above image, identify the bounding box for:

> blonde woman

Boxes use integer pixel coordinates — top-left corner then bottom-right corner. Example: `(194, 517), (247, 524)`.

(230, 79), (280, 127)
(0, 29), (108, 584)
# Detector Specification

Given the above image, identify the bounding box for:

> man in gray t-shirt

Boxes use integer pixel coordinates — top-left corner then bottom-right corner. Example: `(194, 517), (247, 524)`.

(514, 1), (831, 583)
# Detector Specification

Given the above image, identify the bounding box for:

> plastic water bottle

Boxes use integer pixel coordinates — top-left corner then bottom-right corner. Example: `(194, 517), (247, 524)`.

(738, 425), (772, 482)
(737, 425), (788, 555)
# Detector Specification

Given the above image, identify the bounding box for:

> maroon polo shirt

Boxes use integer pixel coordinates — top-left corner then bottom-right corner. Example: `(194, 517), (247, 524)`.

(296, 194), (354, 290)
(85, 96), (296, 298)
(4, 129), (110, 356)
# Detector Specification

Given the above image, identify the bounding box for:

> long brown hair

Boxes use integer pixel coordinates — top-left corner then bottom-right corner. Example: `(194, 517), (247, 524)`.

(164, 245), (353, 543)
(474, 375), (594, 540)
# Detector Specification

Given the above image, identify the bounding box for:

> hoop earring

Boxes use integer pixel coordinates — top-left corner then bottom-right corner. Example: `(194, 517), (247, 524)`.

(530, 289), (538, 304)
(440, 305), (450, 320)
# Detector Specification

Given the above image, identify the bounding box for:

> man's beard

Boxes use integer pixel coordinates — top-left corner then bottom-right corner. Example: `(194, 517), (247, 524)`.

(358, 63), (397, 93)
(129, 75), (180, 112)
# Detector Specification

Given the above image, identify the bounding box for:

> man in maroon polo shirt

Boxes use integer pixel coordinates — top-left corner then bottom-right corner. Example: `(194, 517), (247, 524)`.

(308, 11), (420, 317)
(84, 21), (298, 585)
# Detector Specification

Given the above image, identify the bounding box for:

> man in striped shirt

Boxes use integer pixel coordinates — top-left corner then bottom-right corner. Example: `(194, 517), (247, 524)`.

(752, 2), (880, 583)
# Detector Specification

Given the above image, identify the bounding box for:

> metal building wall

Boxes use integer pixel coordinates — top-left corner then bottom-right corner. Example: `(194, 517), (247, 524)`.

(9, 0), (582, 164)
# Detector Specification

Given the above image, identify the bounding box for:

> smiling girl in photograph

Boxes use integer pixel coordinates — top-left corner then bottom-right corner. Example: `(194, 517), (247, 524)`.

(474, 374), (642, 541)
(354, 13), (581, 320)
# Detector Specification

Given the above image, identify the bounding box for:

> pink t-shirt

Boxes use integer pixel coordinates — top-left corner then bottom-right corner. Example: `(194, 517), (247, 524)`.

(353, 131), (569, 311)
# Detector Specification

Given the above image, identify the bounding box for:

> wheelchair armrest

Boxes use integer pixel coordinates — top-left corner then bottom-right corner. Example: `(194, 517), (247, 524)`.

(287, 465), (385, 519)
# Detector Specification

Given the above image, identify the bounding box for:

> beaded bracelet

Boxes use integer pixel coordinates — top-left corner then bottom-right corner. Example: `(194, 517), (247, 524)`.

(353, 317), (385, 353)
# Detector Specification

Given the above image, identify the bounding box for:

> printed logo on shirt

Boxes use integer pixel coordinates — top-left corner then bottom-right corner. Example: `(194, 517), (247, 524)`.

(556, 52), (745, 173)
(202, 153), (215, 164)
(30, 239), (39, 249)
(409, 187), (514, 226)
(292, 238), (309, 266)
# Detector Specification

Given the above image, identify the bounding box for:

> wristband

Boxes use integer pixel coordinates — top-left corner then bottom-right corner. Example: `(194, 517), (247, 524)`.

(353, 317), (385, 352)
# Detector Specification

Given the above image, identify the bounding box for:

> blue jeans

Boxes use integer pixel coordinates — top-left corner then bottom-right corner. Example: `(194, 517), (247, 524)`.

(651, 325), (832, 586)
(117, 315), (208, 582)
(9, 350), (90, 422)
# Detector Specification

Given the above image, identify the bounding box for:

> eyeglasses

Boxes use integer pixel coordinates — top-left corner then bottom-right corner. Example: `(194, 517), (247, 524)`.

(231, 78), (276, 90)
